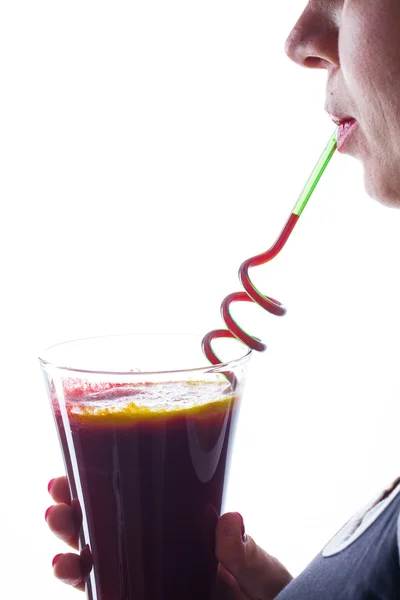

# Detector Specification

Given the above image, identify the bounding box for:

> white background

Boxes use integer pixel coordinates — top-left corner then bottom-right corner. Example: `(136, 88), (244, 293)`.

(1, 1), (400, 598)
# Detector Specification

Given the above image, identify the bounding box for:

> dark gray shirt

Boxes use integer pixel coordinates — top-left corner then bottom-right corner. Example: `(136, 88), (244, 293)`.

(276, 482), (400, 599)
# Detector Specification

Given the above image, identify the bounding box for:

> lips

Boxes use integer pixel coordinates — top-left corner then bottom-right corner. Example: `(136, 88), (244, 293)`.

(327, 114), (357, 152)
(336, 119), (357, 152)
(328, 114), (354, 127)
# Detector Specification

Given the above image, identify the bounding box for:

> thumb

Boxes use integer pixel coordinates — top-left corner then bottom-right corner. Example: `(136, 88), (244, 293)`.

(216, 513), (292, 600)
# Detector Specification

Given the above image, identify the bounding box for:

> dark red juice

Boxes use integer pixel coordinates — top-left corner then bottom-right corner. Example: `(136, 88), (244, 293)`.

(53, 380), (240, 600)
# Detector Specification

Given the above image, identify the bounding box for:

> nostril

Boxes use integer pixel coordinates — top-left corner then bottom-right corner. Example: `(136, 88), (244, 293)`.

(304, 56), (324, 69)
(284, 9), (339, 70)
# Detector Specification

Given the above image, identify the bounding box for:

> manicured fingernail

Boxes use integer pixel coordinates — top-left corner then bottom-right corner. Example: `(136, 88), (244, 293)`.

(234, 512), (246, 541)
(234, 513), (245, 536)
(81, 544), (93, 576)
(52, 554), (63, 567)
(45, 506), (53, 522)
(48, 478), (56, 493)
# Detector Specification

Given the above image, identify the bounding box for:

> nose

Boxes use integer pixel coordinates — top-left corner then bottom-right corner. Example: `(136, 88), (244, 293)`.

(285, 4), (340, 70)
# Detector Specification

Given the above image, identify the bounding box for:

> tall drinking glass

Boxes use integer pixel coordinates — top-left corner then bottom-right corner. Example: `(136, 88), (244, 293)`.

(40, 334), (251, 600)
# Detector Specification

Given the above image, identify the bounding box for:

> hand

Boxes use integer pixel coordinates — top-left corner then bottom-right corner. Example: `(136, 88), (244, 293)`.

(215, 513), (292, 599)
(45, 477), (89, 591)
(46, 477), (292, 599)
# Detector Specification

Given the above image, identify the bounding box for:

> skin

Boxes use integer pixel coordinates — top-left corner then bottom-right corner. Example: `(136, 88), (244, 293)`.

(285, 0), (400, 207)
(46, 476), (292, 598)
(46, 1), (400, 597)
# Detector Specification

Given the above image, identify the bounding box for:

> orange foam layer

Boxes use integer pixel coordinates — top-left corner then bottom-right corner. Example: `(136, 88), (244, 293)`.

(68, 396), (236, 426)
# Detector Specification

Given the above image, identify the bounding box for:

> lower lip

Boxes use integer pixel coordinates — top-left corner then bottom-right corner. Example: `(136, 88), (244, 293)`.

(337, 119), (358, 152)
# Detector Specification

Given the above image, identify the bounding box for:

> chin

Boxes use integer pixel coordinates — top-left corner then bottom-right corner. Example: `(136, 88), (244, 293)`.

(363, 164), (400, 209)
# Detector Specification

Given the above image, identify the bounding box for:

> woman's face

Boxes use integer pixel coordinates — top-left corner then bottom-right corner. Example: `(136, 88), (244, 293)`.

(285, 0), (400, 207)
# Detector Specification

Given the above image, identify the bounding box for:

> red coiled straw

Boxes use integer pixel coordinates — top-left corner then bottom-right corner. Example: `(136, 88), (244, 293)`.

(202, 130), (337, 367)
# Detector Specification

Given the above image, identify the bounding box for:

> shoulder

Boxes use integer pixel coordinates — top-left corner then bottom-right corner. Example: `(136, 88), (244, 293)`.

(323, 477), (400, 558)
(397, 494), (400, 564)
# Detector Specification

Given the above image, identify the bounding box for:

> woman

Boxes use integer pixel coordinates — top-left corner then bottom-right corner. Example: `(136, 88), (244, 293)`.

(45, 1), (400, 597)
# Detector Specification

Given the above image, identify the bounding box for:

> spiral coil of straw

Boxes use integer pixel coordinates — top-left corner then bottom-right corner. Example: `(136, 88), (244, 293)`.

(202, 130), (338, 369)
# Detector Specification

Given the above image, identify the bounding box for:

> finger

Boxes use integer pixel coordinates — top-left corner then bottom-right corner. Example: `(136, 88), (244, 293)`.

(52, 553), (86, 591)
(216, 513), (247, 575)
(216, 513), (292, 600)
(48, 477), (72, 505)
(45, 504), (79, 550)
(216, 565), (247, 600)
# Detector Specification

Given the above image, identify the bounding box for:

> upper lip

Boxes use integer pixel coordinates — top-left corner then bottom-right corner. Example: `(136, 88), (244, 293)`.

(327, 112), (356, 126)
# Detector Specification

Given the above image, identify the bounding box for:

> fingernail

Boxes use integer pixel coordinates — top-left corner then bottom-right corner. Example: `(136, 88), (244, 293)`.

(52, 554), (63, 568)
(45, 506), (53, 522)
(47, 478), (56, 493)
(234, 512), (246, 542)
(81, 544), (93, 577)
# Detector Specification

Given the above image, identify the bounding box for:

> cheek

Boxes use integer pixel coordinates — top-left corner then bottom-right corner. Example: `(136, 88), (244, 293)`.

(338, 13), (376, 104)
(338, 4), (400, 206)
(339, 3), (400, 112)
(339, 8), (400, 163)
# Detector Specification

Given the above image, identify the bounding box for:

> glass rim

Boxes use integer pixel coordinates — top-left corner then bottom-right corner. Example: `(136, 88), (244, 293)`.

(38, 332), (253, 376)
